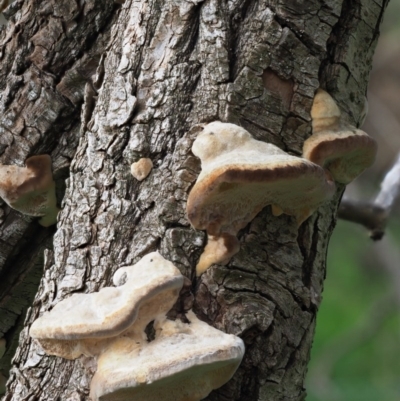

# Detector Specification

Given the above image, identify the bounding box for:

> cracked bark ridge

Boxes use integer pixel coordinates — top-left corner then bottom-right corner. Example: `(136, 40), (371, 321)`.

(3, 0), (388, 400)
(0, 0), (116, 389)
(320, 0), (390, 125)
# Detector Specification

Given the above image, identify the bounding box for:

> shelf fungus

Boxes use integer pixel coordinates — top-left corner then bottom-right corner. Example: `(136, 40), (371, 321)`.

(30, 252), (184, 359)
(91, 311), (245, 401)
(187, 121), (336, 275)
(30, 252), (244, 401)
(0, 155), (59, 226)
(303, 89), (377, 184)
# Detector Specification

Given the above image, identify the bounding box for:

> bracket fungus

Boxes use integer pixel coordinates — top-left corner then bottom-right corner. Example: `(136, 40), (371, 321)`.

(90, 311), (245, 401)
(0, 155), (59, 226)
(130, 157), (153, 181)
(303, 89), (377, 184)
(30, 252), (244, 401)
(30, 252), (184, 359)
(187, 121), (336, 275)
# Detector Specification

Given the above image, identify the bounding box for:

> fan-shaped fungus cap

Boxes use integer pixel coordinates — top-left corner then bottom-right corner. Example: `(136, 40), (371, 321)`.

(0, 155), (59, 226)
(90, 311), (245, 401)
(303, 89), (377, 184)
(130, 158), (153, 181)
(187, 122), (335, 273)
(30, 252), (184, 359)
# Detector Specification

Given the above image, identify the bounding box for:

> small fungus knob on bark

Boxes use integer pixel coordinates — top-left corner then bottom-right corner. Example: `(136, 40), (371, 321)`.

(187, 121), (336, 275)
(90, 311), (244, 401)
(0, 155), (59, 226)
(130, 158), (153, 181)
(303, 89), (378, 184)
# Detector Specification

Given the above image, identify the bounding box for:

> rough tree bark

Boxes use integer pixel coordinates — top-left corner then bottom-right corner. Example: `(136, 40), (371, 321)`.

(0, 0), (388, 400)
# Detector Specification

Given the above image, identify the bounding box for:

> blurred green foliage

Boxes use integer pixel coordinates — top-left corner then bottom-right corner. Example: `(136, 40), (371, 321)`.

(307, 221), (400, 401)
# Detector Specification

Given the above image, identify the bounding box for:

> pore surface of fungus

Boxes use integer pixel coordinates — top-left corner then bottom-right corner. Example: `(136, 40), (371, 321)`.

(303, 89), (377, 184)
(90, 311), (245, 401)
(187, 121), (336, 274)
(130, 158), (153, 181)
(30, 252), (184, 359)
(0, 155), (59, 226)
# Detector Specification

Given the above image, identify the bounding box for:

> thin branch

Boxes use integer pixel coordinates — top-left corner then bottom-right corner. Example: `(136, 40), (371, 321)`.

(337, 200), (386, 239)
(374, 153), (400, 209)
(338, 152), (400, 239)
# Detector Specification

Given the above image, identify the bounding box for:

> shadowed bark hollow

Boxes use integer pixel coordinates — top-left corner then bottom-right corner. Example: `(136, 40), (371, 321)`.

(0, 0), (388, 400)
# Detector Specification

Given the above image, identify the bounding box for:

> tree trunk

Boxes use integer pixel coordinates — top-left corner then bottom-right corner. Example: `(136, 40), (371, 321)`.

(0, 0), (388, 400)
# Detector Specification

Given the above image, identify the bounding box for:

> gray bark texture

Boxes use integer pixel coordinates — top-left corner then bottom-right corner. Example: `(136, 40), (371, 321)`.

(0, 0), (388, 400)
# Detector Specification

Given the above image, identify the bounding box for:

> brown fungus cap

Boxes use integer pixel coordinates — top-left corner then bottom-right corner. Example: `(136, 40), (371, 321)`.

(0, 155), (59, 226)
(187, 122), (335, 236)
(90, 311), (245, 401)
(304, 89), (377, 184)
(30, 252), (184, 359)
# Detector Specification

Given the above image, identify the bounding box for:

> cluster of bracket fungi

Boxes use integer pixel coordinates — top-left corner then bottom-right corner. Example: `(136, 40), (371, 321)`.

(188, 89), (377, 275)
(0, 89), (377, 400)
(30, 252), (244, 400)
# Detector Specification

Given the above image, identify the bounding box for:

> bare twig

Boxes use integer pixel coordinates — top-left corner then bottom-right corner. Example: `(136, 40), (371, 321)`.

(374, 153), (400, 209)
(338, 153), (400, 239)
(337, 200), (386, 239)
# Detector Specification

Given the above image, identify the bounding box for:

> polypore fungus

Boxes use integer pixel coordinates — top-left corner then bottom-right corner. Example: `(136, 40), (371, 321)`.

(0, 155), (59, 226)
(90, 311), (245, 401)
(31, 252), (245, 400)
(187, 121), (336, 275)
(130, 158), (153, 181)
(303, 89), (377, 184)
(30, 252), (184, 359)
